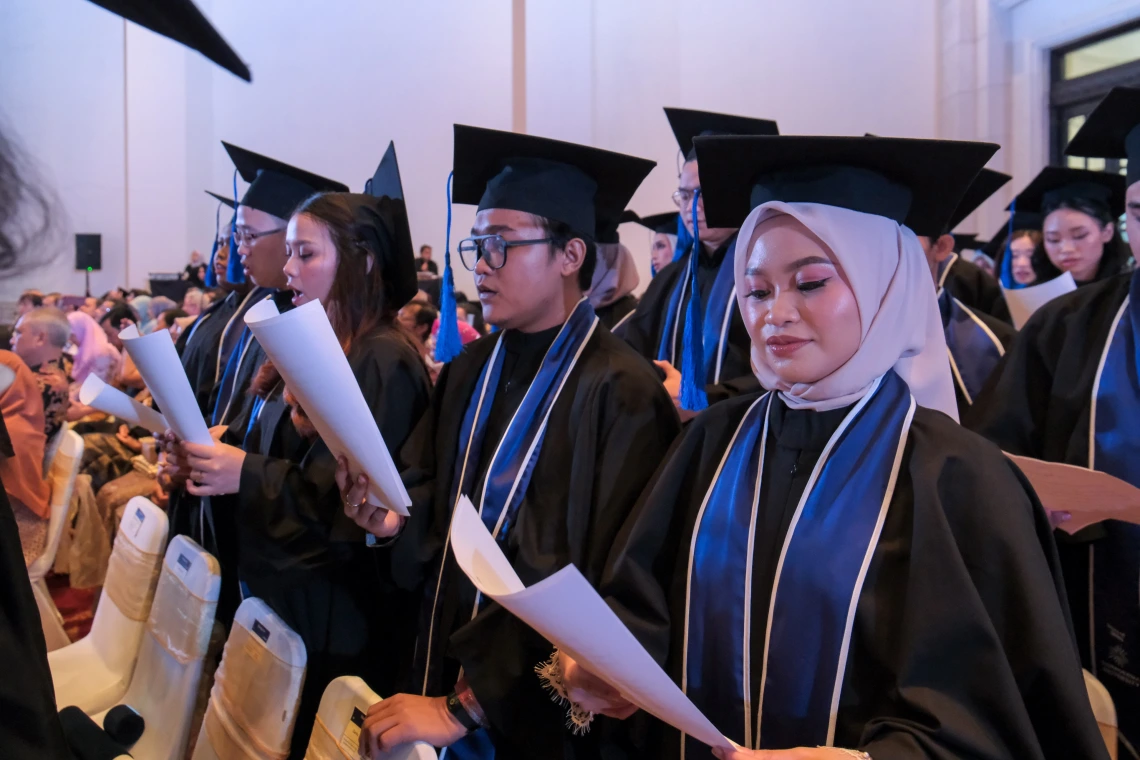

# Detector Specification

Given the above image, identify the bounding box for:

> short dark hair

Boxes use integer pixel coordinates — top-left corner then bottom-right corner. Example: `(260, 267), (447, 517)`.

(409, 302), (438, 331)
(158, 308), (189, 327)
(18, 291), (42, 307)
(100, 302), (138, 327)
(420, 244), (432, 253)
(530, 215), (596, 291)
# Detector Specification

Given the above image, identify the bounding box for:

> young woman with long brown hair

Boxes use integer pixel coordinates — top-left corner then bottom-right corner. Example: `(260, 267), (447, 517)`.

(175, 147), (431, 757)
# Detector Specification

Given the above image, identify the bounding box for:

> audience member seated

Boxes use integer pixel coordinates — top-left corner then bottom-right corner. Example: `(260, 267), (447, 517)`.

(181, 287), (204, 317)
(43, 291), (62, 308)
(11, 307), (72, 440)
(144, 296), (177, 333)
(16, 290), (43, 319)
(98, 304), (143, 392)
(156, 308), (191, 340)
(66, 311), (122, 421)
(0, 350), (51, 566)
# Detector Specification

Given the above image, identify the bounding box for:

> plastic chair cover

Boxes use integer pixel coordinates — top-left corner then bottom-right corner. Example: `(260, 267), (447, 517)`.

(305, 676), (437, 760)
(32, 428), (84, 650)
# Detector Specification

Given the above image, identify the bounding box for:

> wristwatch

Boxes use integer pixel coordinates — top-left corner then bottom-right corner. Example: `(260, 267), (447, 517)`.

(446, 690), (480, 733)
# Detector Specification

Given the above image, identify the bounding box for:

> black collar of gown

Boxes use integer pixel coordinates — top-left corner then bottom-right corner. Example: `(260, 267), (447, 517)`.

(767, 395), (854, 451)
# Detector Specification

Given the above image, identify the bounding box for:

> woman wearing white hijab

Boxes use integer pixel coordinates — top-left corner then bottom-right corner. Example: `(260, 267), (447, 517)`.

(555, 136), (1106, 759)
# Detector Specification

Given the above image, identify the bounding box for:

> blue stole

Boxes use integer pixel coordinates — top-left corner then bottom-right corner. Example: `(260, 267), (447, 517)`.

(683, 372), (915, 757)
(939, 289), (1005, 405)
(430, 300), (599, 760)
(210, 289), (273, 426)
(656, 237), (738, 385)
(1090, 270), (1140, 745)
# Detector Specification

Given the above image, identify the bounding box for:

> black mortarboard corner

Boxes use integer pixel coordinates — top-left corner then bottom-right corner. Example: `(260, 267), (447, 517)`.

(1006, 166), (1126, 217)
(665, 108), (779, 161)
(1065, 86), (1140, 186)
(941, 168), (1012, 236)
(223, 142), (348, 221)
(87, 0), (250, 81)
(597, 210), (642, 245)
(634, 211), (681, 235)
(204, 190), (235, 288)
(952, 233), (980, 253)
(351, 141), (418, 309)
(693, 135), (999, 234)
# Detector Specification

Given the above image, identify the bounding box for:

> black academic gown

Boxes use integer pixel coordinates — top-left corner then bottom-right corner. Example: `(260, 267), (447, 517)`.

(946, 303), (1018, 418)
(603, 394), (1106, 760)
(618, 239), (757, 403)
(594, 294), (638, 331)
(395, 324), (681, 759)
(231, 326), (431, 759)
(0, 415), (69, 760)
(943, 256), (1012, 323)
(967, 272), (1133, 677)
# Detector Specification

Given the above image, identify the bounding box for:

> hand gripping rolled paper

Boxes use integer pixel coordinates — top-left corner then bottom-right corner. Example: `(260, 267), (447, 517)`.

(78, 374), (169, 435)
(243, 299), (411, 516)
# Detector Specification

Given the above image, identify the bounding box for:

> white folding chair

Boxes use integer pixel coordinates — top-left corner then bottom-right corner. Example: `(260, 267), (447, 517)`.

(305, 676), (436, 760)
(192, 597), (307, 760)
(29, 428), (84, 651)
(51, 497), (169, 713)
(1085, 669), (1118, 760)
(89, 534), (221, 760)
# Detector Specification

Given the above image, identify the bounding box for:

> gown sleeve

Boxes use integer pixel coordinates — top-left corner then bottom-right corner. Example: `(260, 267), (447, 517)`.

(237, 340), (430, 550)
(448, 354), (683, 756)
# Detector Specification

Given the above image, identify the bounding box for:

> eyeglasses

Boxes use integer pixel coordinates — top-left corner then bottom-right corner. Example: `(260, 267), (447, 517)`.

(233, 226), (286, 246)
(671, 188), (702, 209)
(457, 234), (555, 271)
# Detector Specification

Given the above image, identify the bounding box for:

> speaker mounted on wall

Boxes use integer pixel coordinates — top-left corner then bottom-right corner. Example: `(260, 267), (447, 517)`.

(75, 233), (102, 271)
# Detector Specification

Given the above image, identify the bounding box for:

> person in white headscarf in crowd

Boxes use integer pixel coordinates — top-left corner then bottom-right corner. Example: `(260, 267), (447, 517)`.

(557, 135), (1105, 760)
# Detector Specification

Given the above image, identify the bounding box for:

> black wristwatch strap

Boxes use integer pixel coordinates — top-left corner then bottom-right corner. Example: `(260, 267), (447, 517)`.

(446, 690), (479, 733)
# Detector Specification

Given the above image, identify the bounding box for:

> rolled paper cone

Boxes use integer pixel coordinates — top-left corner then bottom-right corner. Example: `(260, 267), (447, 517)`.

(118, 324), (213, 445)
(79, 374), (169, 435)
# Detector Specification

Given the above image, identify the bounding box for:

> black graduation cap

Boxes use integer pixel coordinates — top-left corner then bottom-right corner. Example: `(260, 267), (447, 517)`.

(981, 211), (1043, 259)
(665, 107), (779, 161)
(633, 211), (680, 235)
(348, 141), (418, 308)
(596, 210), (643, 245)
(205, 190), (235, 209)
(87, 0), (250, 82)
(952, 233), (979, 252)
(1064, 86), (1140, 186)
(693, 135), (999, 233)
(1005, 166), (1126, 217)
(451, 124), (656, 239)
(223, 142), (348, 220)
(942, 168), (1011, 234)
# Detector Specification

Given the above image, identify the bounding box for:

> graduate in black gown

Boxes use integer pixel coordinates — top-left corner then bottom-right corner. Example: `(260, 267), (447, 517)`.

(161, 143), (347, 624)
(619, 109), (778, 418)
(913, 169), (1018, 414)
(587, 218), (640, 330)
(987, 210), (1045, 288)
(173, 144), (431, 758)
(560, 134), (1106, 760)
(969, 86), (1140, 755)
(341, 125), (681, 759)
(631, 211), (682, 278)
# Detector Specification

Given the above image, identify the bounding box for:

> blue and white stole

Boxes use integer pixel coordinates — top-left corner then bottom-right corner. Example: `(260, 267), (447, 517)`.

(427, 300), (598, 760)
(1088, 269), (1140, 744)
(682, 372), (915, 758)
(656, 237), (738, 384)
(937, 260), (1005, 406)
(211, 288), (274, 426)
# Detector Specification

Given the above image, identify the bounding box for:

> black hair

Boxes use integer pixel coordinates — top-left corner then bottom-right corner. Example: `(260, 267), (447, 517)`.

(158, 308), (189, 327)
(410, 302), (438, 331)
(532, 216), (596, 291)
(1039, 197), (1132, 282)
(419, 244), (432, 253)
(100, 302), (138, 327)
(18, 291), (42, 307)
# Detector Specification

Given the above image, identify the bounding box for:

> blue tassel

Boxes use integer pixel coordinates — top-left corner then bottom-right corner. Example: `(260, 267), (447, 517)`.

(679, 190), (708, 412)
(204, 200), (221, 288)
(434, 171), (463, 363)
(227, 169), (246, 285)
(999, 198), (1019, 290)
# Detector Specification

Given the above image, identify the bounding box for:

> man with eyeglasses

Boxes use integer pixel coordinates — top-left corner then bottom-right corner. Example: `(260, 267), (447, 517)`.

(163, 143), (346, 626)
(348, 125), (681, 759)
(619, 109), (779, 419)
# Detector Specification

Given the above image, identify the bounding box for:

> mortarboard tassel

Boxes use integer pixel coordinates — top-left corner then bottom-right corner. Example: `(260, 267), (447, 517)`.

(999, 198), (1019, 290)
(434, 171), (463, 363)
(204, 200), (221, 288)
(227, 168), (247, 285)
(679, 190), (708, 412)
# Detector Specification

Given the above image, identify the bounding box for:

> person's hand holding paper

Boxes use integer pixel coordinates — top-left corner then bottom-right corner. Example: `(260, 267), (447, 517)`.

(243, 299), (411, 516)
(448, 496), (731, 751)
(1007, 453), (1140, 533)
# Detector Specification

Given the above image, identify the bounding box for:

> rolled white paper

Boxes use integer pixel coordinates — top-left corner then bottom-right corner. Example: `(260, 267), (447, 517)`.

(243, 299), (411, 516)
(118, 325), (213, 446)
(78, 374), (168, 434)
(1002, 271), (1077, 330)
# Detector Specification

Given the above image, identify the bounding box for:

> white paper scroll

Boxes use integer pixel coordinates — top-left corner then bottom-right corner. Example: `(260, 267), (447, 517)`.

(449, 496), (731, 751)
(1002, 272), (1077, 330)
(118, 325), (213, 446)
(1007, 454), (1140, 534)
(78, 374), (168, 434)
(243, 300), (411, 516)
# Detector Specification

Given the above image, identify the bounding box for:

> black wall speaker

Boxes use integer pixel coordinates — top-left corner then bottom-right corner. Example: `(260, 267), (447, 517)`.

(75, 233), (102, 271)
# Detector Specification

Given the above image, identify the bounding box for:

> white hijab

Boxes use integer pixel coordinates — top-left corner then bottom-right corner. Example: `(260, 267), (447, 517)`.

(588, 242), (640, 309)
(735, 201), (958, 420)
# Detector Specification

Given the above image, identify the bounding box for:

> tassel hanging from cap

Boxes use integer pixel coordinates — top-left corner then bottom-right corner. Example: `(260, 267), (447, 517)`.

(679, 190), (708, 412)
(434, 171), (463, 363)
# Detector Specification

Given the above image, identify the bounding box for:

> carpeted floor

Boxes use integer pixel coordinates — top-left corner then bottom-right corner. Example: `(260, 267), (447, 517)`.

(46, 573), (97, 642)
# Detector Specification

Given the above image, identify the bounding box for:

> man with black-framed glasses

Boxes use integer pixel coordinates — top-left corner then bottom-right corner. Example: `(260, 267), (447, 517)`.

(619, 108), (779, 420)
(346, 125), (681, 759)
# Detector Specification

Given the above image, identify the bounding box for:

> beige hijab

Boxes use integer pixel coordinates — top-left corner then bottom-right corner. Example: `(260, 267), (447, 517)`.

(735, 201), (958, 420)
(588, 242), (641, 309)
